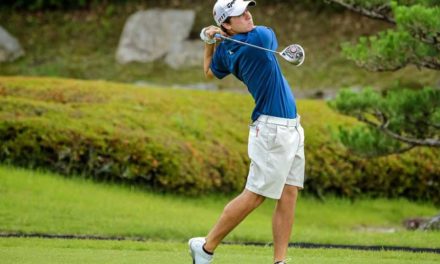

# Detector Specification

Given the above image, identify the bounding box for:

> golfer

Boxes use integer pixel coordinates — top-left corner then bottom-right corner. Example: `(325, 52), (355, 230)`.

(189, 1), (305, 263)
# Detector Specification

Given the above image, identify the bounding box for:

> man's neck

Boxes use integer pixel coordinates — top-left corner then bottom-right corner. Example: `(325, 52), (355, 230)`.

(229, 26), (256, 36)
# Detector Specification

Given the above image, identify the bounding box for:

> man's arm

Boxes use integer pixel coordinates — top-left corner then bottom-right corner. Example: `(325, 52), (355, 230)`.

(204, 43), (216, 79)
(200, 26), (222, 80)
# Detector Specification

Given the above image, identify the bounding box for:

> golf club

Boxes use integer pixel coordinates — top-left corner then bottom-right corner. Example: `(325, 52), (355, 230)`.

(214, 33), (305, 66)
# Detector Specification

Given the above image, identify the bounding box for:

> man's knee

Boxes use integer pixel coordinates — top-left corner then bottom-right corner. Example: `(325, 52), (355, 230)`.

(222, 192), (263, 216)
(245, 190), (265, 207)
(280, 185), (298, 201)
(234, 189), (265, 210)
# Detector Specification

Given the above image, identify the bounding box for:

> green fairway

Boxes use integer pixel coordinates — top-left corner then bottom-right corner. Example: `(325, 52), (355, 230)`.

(1, 237), (439, 264)
(1, 165), (439, 248)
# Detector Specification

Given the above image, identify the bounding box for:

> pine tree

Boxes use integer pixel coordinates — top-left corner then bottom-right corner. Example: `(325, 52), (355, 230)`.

(327, 0), (440, 157)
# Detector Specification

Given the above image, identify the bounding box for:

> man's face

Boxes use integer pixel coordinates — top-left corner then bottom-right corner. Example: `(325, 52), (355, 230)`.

(225, 9), (254, 34)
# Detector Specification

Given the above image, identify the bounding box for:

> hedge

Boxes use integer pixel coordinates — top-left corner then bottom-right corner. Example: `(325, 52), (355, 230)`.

(0, 77), (439, 204)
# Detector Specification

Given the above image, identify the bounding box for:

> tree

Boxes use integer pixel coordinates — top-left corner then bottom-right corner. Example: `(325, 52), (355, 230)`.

(327, 0), (440, 157)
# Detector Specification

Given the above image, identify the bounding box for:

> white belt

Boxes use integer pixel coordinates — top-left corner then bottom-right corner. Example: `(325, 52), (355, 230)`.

(256, 115), (299, 127)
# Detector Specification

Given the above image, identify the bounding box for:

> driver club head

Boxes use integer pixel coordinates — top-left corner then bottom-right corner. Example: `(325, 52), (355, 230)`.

(280, 44), (305, 66)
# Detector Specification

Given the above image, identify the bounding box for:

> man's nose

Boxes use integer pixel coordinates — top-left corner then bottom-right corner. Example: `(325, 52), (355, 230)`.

(244, 10), (251, 19)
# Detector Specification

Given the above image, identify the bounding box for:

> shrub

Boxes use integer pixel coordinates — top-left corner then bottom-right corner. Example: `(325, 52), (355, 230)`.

(0, 77), (439, 204)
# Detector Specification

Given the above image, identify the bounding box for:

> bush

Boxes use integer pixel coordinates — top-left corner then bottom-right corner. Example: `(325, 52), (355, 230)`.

(0, 77), (439, 204)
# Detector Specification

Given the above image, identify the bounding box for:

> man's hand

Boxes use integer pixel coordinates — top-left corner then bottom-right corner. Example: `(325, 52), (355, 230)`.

(200, 26), (223, 44)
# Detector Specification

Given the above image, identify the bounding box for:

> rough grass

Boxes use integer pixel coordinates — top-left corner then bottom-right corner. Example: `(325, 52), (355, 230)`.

(1, 237), (440, 264)
(0, 1), (438, 91)
(1, 165), (439, 248)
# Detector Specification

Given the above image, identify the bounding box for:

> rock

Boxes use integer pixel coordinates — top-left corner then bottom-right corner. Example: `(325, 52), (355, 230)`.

(403, 217), (429, 230)
(403, 214), (440, 231)
(116, 9), (195, 64)
(0, 26), (24, 63)
(421, 214), (440, 231)
(165, 40), (204, 69)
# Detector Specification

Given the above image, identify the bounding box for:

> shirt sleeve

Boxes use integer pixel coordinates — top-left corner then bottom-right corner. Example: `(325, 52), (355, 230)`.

(210, 45), (230, 79)
(258, 26), (278, 51)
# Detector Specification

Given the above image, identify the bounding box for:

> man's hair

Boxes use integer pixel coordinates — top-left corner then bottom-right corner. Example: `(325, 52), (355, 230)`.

(221, 17), (232, 35)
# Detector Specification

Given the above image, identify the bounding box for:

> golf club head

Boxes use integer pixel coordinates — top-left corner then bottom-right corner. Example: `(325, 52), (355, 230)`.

(280, 44), (305, 66)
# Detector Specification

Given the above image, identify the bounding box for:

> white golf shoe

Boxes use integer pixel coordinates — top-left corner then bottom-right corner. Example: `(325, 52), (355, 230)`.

(188, 237), (213, 264)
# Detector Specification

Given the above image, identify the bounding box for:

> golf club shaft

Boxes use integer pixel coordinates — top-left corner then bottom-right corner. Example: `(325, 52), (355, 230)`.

(214, 34), (279, 54)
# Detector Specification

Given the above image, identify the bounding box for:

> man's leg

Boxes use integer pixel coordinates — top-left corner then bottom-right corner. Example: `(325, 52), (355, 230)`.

(272, 185), (299, 262)
(204, 189), (265, 252)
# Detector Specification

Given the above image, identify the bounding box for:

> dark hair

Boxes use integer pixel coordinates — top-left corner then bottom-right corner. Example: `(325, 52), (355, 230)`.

(221, 17), (232, 35)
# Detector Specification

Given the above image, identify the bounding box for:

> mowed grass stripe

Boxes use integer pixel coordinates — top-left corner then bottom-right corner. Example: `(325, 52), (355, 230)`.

(0, 165), (439, 248)
(1, 238), (440, 264)
(1, 233), (440, 254)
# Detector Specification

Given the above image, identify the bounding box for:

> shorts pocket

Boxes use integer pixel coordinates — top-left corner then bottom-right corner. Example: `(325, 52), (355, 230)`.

(298, 124), (305, 147)
(266, 124), (280, 151)
(249, 124), (258, 138)
(248, 124), (267, 165)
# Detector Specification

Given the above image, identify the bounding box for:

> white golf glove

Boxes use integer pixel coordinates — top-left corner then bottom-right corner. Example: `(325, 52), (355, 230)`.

(200, 27), (216, 44)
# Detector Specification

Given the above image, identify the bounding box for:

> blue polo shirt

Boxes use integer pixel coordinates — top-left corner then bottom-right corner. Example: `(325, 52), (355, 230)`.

(210, 26), (297, 122)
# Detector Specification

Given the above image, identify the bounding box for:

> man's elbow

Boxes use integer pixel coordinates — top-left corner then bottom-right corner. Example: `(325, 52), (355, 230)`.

(204, 69), (215, 80)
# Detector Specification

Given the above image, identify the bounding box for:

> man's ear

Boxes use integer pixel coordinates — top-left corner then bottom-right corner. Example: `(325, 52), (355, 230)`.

(221, 23), (232, 36)
(222, 22), (232, 31)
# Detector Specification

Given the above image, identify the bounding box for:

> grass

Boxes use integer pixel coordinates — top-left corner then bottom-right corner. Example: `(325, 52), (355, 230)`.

(1, 237), (440, 264)
(1, 165), (439, 248)
(0, 1), (438, 91)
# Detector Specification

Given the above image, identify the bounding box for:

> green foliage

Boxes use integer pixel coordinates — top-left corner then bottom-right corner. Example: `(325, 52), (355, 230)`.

(341, 30), (438, 70)
(328, 0), (439, 9)
(341, 1), (440, 70)
(0, 77), (251, 196)
(330, 88), (382, 115)
(1, 77), (439, 204)
(394, 3), (440, 45)
(336, 125), (402, 156)
(331, 0), (440, 159)
(330, 87), (440, 156)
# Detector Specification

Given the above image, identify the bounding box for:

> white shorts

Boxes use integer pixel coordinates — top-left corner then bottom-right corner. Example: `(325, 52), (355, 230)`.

(245, 115), (305, 199)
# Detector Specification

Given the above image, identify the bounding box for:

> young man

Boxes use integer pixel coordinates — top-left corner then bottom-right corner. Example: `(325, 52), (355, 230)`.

(189, 0), (305, 263)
